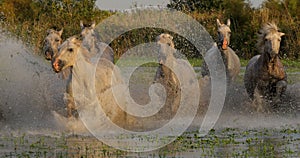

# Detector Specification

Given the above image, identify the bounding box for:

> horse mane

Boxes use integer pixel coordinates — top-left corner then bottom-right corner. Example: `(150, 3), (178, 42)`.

(256, 22), (280, 53)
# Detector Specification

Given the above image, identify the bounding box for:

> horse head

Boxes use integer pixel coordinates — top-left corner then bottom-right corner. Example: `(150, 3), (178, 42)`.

(43, 28), (63, 60)
(258, 23), (285, 59)
(52, 36), (82, 73)
(156, 33), (175, 64)
(80, 21), (96, 38)
(216, 19), (231, 50)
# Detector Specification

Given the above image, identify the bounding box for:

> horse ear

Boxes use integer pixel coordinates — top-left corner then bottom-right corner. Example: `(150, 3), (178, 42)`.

(58, 29), (63, 36)
(227, 19), (231, 26)
(80, 20), (84, 29)
(216, 19), (222, 27)
(91, 21), (96, 29)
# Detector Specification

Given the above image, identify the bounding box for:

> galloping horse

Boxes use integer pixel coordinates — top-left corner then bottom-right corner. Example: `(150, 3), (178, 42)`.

(80, 21), (114, 63)
(43, 28), (63, 60)
(244, 23), (287, 104)
(51, 36), (130, 125)
(154, 33), (180, 116)
(154, 33), (177, 85)
(201, 19), (240, 83)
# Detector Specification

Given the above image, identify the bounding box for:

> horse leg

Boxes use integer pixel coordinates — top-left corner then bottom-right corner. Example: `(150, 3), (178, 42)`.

(65, 79), (77, 118)
(244, 80), (255, 100)
(201, 61), (209, 77)
(252, 87), (268, 112)
(64, 93), (74, 118)
(154, 65), (163, 83)
(273, 80), (287, 103)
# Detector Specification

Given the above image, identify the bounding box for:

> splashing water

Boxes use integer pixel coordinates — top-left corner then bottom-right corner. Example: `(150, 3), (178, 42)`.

(0, 32), (67, 133)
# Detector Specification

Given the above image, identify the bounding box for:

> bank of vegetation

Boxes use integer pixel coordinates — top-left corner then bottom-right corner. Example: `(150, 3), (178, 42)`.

(0, 0), (299, 59)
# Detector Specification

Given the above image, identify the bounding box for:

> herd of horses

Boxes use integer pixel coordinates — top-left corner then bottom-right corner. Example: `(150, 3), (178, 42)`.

(42, 19), (287, 120)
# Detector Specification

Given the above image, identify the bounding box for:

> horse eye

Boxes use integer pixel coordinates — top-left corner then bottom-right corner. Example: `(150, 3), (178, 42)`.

(68, 48), (73, 52)
(55, 38), (60, 42)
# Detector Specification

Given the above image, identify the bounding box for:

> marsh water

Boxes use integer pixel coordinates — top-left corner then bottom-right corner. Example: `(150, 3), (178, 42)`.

(0, 33), (299, 157)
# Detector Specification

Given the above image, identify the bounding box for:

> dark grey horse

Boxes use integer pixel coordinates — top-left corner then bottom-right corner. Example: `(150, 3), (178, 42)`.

(244, 23), (287, 105)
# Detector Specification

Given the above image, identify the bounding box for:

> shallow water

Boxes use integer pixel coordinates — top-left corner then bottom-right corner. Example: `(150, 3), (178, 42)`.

(0, 32), (299, 157)
(0, 128), (299, 157)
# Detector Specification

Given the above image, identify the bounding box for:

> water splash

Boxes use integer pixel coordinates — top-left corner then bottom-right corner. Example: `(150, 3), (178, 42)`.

(0, 32), (66, 132)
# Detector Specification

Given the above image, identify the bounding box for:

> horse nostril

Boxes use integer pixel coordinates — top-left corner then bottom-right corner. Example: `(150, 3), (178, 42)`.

(45, 51), (52, 60)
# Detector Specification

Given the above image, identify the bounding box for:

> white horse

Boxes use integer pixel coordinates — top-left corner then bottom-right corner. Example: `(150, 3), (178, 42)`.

(52, 36), (135, 127)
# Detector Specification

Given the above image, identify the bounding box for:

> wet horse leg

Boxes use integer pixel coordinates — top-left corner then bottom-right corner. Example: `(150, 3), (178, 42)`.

(65, 77), (77, 118)
(154, 64), (164, 83)
(273, 80), (287, 103)
(253, 87), (264, 112)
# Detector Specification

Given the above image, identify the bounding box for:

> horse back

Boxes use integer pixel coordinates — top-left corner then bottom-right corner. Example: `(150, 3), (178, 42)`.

(224, 48), (241, 81)
(226, 48), (240, 70)
(96, 42), (114, 63)
(244, 55), (261, 98)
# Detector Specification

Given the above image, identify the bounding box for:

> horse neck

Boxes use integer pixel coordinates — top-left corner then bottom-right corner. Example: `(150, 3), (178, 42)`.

(219, 48), (230, 63)
(72, 47), (92, 77)
(259, 50), (281, 72)
(261, 50), (276, 63)
(83, 34), (95, 48)
(71, 48), (97, 100)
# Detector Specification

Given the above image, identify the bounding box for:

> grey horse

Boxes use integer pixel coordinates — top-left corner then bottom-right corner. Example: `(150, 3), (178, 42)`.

(154, 33), (177, 85)
(80, 21), (114, 63)
(201, 19), (240, 83)
(154, 33), (180, 116)
(42, 28), (63, 60)
(244, 23), (287, 106)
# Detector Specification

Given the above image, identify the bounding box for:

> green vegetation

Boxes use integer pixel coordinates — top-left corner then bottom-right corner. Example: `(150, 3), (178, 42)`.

(0, 0), (112, 52)
(168, 0), (300, 59)
(0, 0), (299, 60)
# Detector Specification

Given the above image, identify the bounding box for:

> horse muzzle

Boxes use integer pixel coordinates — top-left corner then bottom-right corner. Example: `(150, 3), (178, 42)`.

(43, 46), (54, 60)
(221, 38), (228, 50)
(44, 51), (53, 60)
(52, 59), (64, 73)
